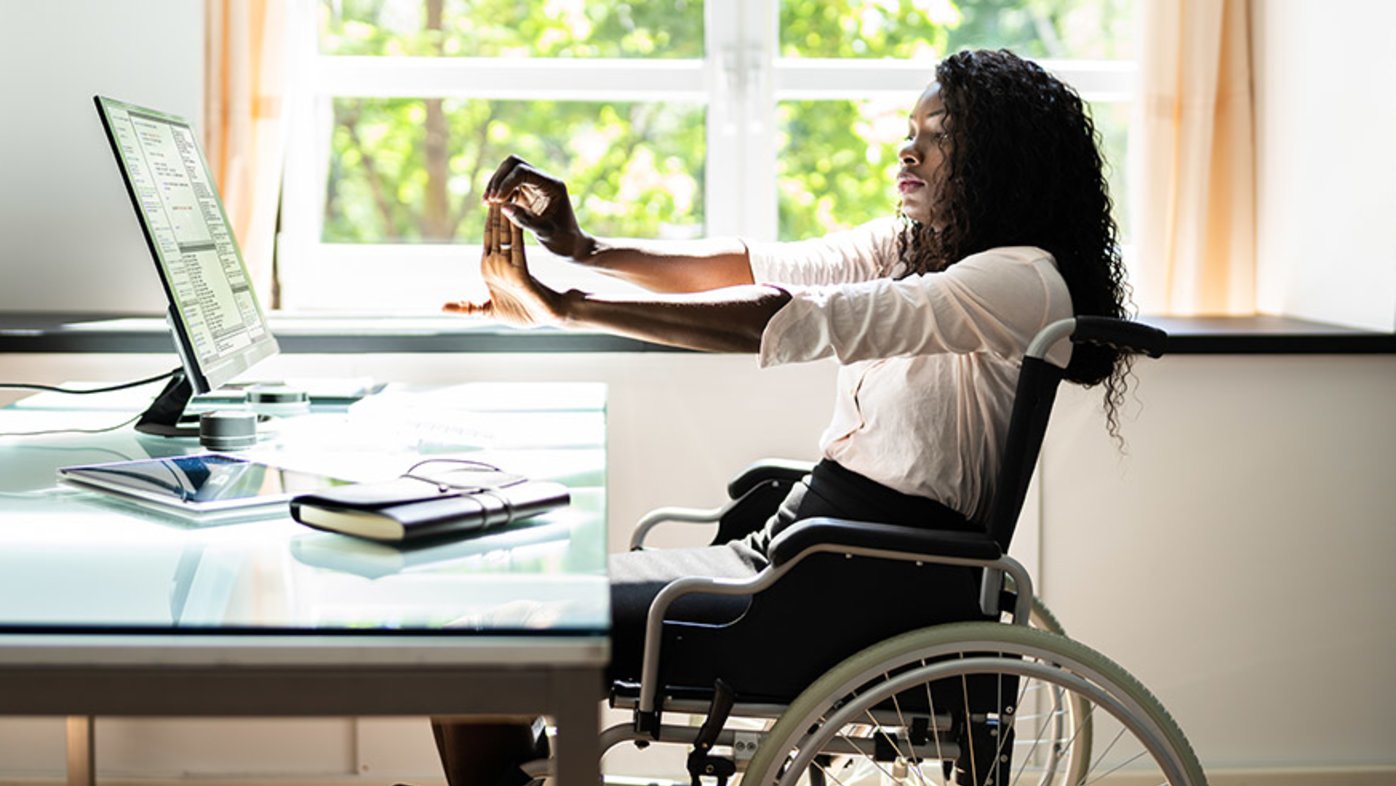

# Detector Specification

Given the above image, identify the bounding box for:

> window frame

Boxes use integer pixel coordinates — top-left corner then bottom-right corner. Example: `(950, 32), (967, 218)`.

(278, 0), (1136, 312)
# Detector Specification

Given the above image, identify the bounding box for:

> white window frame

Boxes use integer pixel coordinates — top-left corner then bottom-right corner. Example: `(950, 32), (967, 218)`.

(278, 0), (1135, 312)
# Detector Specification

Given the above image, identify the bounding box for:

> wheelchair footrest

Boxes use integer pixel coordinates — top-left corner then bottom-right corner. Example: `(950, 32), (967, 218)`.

(687, 679), (737, 786)
(686, 752), (736, 786)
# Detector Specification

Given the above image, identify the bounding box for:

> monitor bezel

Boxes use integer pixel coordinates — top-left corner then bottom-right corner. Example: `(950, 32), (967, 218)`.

(93, 95), (279, 397)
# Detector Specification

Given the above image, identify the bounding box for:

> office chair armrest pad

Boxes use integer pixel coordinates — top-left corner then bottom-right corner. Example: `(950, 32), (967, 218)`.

(767, 517), (1002, 567)
(727, 458), (816, 499)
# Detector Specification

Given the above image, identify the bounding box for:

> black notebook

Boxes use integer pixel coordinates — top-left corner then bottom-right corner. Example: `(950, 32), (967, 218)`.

(289, 463), (570, 544)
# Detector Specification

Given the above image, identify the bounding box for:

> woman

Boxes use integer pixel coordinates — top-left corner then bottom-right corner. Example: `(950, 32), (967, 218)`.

(434, 49), (1131, 786)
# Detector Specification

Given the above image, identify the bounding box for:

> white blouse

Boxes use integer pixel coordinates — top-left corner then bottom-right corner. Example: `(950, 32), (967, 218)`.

(746, 217), (1074, 522)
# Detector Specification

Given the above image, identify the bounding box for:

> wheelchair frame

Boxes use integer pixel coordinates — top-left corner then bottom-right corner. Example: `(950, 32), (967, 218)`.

(526, 317), (1204, 786)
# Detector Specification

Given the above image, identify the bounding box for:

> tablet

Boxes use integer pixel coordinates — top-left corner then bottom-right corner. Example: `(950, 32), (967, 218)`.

(58, 453), (354, 521)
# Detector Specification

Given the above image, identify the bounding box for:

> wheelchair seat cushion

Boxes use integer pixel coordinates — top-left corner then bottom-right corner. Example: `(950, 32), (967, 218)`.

(607, 460), (989, 702)
(607, 540), (766, 685)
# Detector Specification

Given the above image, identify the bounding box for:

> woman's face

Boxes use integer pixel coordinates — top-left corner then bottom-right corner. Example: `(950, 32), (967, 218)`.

(897, 83), (950, 226)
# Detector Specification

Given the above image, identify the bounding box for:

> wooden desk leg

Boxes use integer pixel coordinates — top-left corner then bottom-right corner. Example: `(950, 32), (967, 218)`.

(65, 715), (95, 786)
(553, 670), (602, 786)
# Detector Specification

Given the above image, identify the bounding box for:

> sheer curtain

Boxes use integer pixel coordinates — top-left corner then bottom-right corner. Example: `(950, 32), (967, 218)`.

(204, 0), (302, 307)
(1134, 0), (1255, 315)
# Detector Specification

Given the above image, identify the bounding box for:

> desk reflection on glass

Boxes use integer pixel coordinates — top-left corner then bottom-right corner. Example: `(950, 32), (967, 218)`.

(0, 382), (610, 786)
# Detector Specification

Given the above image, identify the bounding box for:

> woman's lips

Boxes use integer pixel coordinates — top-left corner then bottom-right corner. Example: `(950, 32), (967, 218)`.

(897, 178), (926, 194)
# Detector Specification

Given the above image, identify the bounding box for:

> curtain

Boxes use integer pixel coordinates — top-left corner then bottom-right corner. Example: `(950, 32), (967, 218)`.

(1134, 0), (1255, 315)
(204, 0), (296, 308)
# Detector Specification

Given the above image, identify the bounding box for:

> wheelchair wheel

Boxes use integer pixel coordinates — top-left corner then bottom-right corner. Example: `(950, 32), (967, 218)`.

(775, 599), (1090, 786)
(1026, 596), (1091, 786)
(743, 622), (1205, 786)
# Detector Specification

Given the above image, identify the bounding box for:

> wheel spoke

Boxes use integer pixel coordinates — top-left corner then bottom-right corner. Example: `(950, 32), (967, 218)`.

(1080, 748), (1150, 786)
(813, 756), (852, 786)
(986, 658), (1032, 777)
(885, 680), (933, 786)
(1008, 675), (1060, 786)
(831, 728), (902, 784)
(959, 657), (979, 786)
(860, 708), (933, 786)
(921, 659), (947, 764)
(749, 624), (1200, 786)
(1082, 723), (1128, 782)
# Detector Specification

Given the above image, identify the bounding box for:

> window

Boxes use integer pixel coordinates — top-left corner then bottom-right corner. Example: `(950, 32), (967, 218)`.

(280, 0), (1136, 311)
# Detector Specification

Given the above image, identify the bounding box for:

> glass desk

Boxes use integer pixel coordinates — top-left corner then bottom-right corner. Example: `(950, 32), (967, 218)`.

(0, 382), (609, 785)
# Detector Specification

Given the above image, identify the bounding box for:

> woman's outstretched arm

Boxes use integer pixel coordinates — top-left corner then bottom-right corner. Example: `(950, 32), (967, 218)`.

(446, 205), (789, 354)
(484, 155), (755, 294)
(552, 285), (790, 354)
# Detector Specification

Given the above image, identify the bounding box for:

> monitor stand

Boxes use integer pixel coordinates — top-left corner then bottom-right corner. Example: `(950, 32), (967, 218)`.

(135, 369), (199, 437)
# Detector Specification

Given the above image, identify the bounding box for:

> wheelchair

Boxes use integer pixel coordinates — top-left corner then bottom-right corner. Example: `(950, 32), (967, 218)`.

(528, 317), (1206, 786)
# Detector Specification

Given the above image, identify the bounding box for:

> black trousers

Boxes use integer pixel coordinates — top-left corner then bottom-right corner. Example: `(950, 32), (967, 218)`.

(433, 460), (980, 785)
(607, 459), (977, 687)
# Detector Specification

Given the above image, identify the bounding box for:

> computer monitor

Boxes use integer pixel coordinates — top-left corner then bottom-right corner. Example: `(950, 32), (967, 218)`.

(94, 96), (279, 436)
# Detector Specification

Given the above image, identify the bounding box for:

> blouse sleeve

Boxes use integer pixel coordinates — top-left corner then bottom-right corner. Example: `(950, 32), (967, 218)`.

(757, 248), (1074, 368)
(745, 217), (901, 286)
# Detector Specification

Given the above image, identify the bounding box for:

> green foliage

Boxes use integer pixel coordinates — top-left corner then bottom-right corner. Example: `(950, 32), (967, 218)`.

(779, 0), (1135, 60)
(777, 99), (904, 241)
(318, 0), (1134, 245)
(325, 98), (705, 242)
(779, 0), (955, 59)
(321, 0), (704, 58)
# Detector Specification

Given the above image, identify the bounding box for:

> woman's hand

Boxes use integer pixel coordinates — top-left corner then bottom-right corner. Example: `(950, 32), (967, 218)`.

(443, 204), (565, 327)
(484, 155), (594, 261)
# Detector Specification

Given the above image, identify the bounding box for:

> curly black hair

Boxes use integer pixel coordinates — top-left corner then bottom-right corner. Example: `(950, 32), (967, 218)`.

(896, 48), (1134, 439)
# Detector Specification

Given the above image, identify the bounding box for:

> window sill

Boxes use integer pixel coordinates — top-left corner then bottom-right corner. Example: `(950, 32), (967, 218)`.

(1, 312), (1393, 355)
(0, 313), (683, 354)
(1144, 315), (1396, 354)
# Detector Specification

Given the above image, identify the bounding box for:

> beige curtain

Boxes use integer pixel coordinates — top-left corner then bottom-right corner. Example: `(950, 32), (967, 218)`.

(204, 0), (294, 308)
(1134, 0), (1255, 315)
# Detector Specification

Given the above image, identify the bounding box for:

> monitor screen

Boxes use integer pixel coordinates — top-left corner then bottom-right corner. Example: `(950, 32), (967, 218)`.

(94, 96), (279, 435)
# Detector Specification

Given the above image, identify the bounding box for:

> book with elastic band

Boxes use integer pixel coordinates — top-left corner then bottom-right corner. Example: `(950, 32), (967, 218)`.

(289, 470), (571, 544)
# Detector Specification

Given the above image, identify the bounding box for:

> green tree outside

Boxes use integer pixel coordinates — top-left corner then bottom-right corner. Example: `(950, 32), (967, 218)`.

(318, 0), (1132, 246)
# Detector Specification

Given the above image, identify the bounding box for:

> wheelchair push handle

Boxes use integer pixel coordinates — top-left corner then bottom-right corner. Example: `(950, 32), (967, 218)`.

(1027, 317), (1168, 362)
(1073, 316), (1168, 358)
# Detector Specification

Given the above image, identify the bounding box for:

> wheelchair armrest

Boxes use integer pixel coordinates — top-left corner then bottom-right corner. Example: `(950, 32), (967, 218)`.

(630, 459), (813, 551)
(629, 505), (726, 550)
(629, 470), (803, 551)
(726, 458), (815, 499)
(767, 517), (1003, 567)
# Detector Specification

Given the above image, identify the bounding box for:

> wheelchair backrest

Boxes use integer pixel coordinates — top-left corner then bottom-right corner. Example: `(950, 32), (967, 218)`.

(983, 317), (1168, 552)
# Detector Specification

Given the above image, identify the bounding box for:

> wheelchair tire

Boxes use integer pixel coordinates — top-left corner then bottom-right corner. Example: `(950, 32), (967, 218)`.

(743, 621), (1206, 786)
(1027, 596), (1092, 786)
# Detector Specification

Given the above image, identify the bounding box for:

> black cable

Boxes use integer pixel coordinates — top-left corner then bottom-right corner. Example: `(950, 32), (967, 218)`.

(0, 368), (177, 394)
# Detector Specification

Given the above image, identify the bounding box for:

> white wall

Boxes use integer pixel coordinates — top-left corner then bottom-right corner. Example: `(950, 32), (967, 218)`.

(1253, 0), (1396, 331)
(1040, 355), (1396, 772)
(0, 0), (202, 314)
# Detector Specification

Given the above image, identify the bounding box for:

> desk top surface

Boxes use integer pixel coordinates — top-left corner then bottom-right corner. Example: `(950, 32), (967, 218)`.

(0, 383), (609, 652)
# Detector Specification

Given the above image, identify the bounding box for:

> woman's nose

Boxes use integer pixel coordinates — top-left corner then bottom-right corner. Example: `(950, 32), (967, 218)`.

(898, 140), (919, 165)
